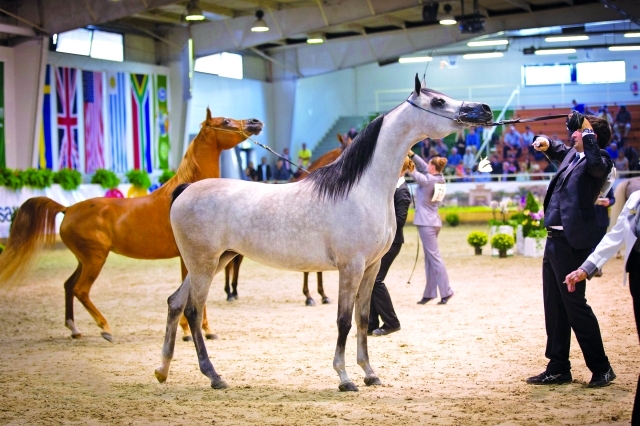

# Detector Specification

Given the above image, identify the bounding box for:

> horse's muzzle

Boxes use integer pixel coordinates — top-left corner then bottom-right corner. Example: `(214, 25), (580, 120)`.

(458, 103), (493, 125)
(245, 118), (264, 135)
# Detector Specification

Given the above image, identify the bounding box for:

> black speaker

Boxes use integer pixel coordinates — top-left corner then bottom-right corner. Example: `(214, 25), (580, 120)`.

(422, 2), (440, 22)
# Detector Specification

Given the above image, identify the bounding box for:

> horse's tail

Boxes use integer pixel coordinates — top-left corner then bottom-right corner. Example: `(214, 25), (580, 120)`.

(0, 197), (66, 285)
(610, 179), (630, 231)
(171, 183), (191, 207)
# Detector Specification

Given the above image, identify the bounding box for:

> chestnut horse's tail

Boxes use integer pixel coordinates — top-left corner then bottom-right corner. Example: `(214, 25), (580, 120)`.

(0, 197), (66, 285)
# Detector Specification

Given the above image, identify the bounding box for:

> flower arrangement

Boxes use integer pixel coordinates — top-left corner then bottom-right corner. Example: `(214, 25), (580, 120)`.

(54, 168), (82, 191)
(467, 231), (488, 255)
(519, 192), (545, 238)
(489, 199), (513, 226)
(491, 233), (515, 258)
(91, 169), (120, 189)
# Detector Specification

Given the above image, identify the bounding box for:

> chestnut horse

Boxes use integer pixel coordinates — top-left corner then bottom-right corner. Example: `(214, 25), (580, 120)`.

(223, 134), (352, 306)
(0, 109), (263, 341)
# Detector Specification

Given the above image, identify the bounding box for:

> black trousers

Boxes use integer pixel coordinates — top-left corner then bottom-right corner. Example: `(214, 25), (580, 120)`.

(626, 250), (640, 424)
(542, 234), (610, 374)
(368, 242), (401, 332)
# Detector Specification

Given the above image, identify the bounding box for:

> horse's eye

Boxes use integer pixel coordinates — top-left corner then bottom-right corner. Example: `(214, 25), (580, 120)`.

(223, 119), (230, 125)
(431, 98), (445, 107)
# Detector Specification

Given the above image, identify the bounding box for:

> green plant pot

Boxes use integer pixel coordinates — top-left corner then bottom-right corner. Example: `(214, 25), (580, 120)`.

(474, 247), (482, 255)
(499, 250), (507, 258)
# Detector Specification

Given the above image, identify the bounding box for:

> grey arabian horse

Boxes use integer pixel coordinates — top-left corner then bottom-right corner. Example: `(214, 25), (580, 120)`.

(155, 75), (493, 391)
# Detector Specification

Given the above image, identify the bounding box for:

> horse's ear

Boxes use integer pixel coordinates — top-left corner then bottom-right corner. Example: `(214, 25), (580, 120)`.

(337, 133), (344, 144)
(206, 107), (212, 121)
(414, 73), (421, 96)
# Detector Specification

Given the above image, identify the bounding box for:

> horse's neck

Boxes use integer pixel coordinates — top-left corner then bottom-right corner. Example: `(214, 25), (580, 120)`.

(192, 140), (222, 180)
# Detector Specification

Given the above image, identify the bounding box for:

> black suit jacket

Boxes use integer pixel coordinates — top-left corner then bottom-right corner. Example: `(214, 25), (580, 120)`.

(393, 182), (412, 245)
(595, 188), (615, 228)
(540, 133), (613, 249)
(256, 164), (272, 182)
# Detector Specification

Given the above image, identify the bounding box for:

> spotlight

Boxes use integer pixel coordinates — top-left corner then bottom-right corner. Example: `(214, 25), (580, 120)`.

(439, 4), (456, 25)
(185, 0), (205, 21)
(251, 10), (269, 32)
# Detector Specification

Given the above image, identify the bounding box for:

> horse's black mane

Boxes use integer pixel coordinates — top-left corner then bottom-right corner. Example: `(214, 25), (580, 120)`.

(307, 114), (384, 201)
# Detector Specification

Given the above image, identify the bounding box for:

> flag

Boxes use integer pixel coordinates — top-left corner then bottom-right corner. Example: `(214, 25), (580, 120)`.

(0, 62), (4, 169)
(83, 70), (105, 173)
(155, 74), (170, 169)
(39, 64), (54, 169)
(107, 71), (128, 173)
(130, 73), (153, 173)
(56, 67), (80, 170)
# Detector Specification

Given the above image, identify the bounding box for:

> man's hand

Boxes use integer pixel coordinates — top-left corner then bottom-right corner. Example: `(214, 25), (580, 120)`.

(532, 137), (549, 152)
(566, 111), (585, 132)
(564, 268), (587, 292)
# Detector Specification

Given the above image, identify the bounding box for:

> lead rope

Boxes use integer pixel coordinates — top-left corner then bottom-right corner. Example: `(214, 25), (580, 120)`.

(406, 180), (420, 285)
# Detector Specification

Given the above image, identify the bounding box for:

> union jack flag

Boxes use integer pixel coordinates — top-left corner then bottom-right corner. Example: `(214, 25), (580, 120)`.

(56, 67), (80, 170)
(83, 71), (104, 173)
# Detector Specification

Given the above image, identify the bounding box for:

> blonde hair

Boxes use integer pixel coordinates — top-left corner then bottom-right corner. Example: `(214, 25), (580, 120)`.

(429, 157), (448, 173)
(401, 157), (415, 175)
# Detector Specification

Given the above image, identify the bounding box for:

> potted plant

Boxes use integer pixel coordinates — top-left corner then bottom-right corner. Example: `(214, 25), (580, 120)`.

(91, 169), (120, 189)
(524, 228), (547, 258)
(467, 231), (488, 255)
(0, 168), (26, 191)
(125, 169), (151, 197)
(491, 233), (515, 258)
(445, 212), (460, 227)
(23, 168), (54, 189)
(54, 168), (82, 191)
(489, 199), (515, 255)
(158, 169), (176, 185)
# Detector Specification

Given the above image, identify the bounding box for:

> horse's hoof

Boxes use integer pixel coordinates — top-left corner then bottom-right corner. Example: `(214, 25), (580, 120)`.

(364, 376), (382, 386)
(322, 297), (331, 304)
(154, 368), (167, 383)
(211, 379), (229, 389)
(226, 296), (235, 302)
(231, 294), (238, 300)
(339, 381), (359, 392)
(101, 332), (113, 342)
(182, 335), (193, 342)
(71, 333), (82, 339)
(305, 298), (316, 306)
(205, 333), (219, 340)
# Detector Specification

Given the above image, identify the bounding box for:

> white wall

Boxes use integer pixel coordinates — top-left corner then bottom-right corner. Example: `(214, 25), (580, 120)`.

(0, 46), (16, 168)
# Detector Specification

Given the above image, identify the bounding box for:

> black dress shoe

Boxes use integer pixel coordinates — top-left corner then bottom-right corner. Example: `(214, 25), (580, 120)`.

(417, 297), (434, 305)
(438, 293), (454, 305)
(526, 371), (572, 385)
(372, 327), (400, 336)
(588, 367), (616, 388)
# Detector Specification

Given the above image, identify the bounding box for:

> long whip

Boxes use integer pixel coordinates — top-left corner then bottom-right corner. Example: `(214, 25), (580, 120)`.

(406, 181), (420, 284)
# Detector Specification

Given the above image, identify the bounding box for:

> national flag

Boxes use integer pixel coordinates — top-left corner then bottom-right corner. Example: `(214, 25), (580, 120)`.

(39, 64), (54, 169)
(155, 74), (170, 169)
(106, 71), (128, 173)
(56, 67), (80, 170)
(130, 73), (153, 173)
(83, 70), (105, 173)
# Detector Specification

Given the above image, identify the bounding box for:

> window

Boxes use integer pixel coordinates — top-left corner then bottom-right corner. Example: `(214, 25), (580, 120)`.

(523, 64), (573, 86)
(195, 52), (243, 80)
(576, 61), (625, 84)
(54, 28), (123, 62)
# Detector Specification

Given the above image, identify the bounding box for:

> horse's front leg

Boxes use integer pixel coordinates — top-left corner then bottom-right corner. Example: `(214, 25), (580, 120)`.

(302, 272), (315, 306)
(230, 255), (243, 300)
(317, 272), (331, 304)
(355, 261), (382, 387)
(333, 258), (365, 392)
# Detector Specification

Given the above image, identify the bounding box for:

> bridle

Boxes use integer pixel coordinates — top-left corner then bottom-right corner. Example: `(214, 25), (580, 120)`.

(204, 120), (308, 173)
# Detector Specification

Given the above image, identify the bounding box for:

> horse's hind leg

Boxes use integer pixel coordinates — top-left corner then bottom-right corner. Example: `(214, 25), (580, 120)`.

(224, 262), (234, 302)
(64, 264), (83, 338)
(230, 255), (242, 300)
(355, 261), (382, 387)
(71, 255), (113, 341)
(333, 259), (365, 392)
(156, 275), (191, 383)
(302, 272), (315, 306)
(180, 257), (217, 341)
(317, 272), (331, 304)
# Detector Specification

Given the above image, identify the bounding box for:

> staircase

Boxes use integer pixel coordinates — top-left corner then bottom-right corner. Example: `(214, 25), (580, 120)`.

(311, 116), (366, 159)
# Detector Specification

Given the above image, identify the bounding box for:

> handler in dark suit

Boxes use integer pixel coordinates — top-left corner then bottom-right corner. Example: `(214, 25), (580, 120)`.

(368, 158), (413, 336)
(256, 157), (272, 182)
(527, 113), (616, 387)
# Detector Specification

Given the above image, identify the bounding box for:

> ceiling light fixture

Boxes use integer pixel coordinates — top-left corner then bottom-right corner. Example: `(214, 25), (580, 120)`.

(185, 0), (205, 21)
(462, 52), (503, 59)
(624, 32), (640, 38)
(609, 45), (640, 51)
(307, 33), (325, 44)
(544, 35), (589, 42)
(251, 10), (269, 32)
(398, 56), (433, 63)
(467, 39), (508, 47)
(534, 48), (576, 55)
(439, 4), (456, 26)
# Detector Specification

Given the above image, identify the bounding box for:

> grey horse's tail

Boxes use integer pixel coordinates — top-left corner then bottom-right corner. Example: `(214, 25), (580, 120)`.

(171, 183), (191, 207)
(610, 179), (630, 231)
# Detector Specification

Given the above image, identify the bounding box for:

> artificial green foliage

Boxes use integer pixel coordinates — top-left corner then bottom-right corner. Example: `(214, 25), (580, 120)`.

(445, 213), (460, 227)
(0, 168), (25, 190)
(126, 169), (152, 189)
(54, 168), (82, 191)
(158, 169), (176, 185)
(91, 169), (120, 189)
(523, 192), (540, 213)
(491, 233), (515, 251)
(23, 168), (54, 189)
(467, 231), (488, 248)
(528, 228), (548, 240)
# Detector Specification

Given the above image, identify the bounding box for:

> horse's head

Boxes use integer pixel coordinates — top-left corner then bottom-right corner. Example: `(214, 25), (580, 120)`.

(201, 108), (264, 150)
(407, 74), (493, 138)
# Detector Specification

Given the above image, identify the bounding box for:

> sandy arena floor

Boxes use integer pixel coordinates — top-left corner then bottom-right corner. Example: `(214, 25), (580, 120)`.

(0, 224), (637, 425)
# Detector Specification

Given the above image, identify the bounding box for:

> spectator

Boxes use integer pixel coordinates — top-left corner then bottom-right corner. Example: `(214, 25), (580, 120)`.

(346, 126), (358, 140)
(245, 161), (258, 181)
(282, 148), (292, 175)
(615, 149), (629, 172)
(434, 138), (448, 157)
(598, 105), (613, 125)
(606, 142), (618, 160)
(471, 165), (491, 182)
(273, 159), (290, 182)
(297, 143), (312, 168)
(522, 126), (536, 156)
(503, 126), (523, 159)
(542, 157), (558, 174)
(256, 156), (272, 182)
(462, 147), (476, 171)
(465, 128), (480, 152)
(415, 138), (428, 158)
(571, 99), (586, 114)
(614, 105), (632, 139)
(490, 154), (503, 180)
(454, 131), (466, 155)
(427, 147), (439, 160)
(502, 161), (516, 181)
(626, 145), (640, 171)
(447, 147), (463, 168)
